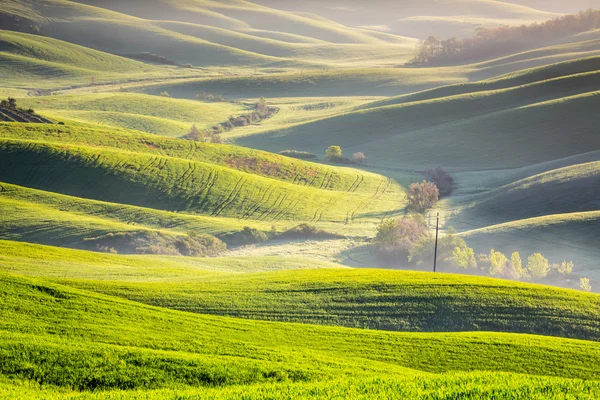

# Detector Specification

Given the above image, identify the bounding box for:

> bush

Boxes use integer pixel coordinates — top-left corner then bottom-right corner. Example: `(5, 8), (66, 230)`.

(328, 155), (352, 164)
(196, 92), (226, 102)
(424, 167), (455, 197)
(277, 224), (342, 240)
(279, 150), (317, 160)
(325, 145), (342, 161)
(351, 152), (367, 164)
(373, 215), (430, 264)
(79, 231), (226, 257)
(7, 97), (17, 108)
(183, 124), (204, 141)
(407, 181), (439, 213)
(220, 227), (269, 248)
(409, 227), (470, 268)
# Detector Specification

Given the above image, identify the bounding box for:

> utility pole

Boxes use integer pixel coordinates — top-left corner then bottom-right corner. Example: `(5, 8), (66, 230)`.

(433, 213), (439, 273)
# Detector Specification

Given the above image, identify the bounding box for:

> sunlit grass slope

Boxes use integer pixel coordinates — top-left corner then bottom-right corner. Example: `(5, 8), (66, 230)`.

(458, 162), (600, 223)
(0, 30), (197, 89)
(18, 93), (244, 137)
(3, 241), (596, 339)
(0, 181), (282, 248)
(235, 70), (600, 169)
(0, 270), (599, 397)
(0, 136), (402, 223)
(135, 67), (470, 99)
(0, 122), (398, 195)
(460, 211), (600, 278)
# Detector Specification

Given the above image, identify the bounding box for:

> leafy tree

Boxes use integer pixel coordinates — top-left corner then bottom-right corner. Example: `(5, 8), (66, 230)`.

(450, 246), (477, 269)
(185, 124), (203, 141)
(7, 97), (17, 108)
(373, 215), (430, 263)
(352, 152), (367, 164)
(425, 167), (456, 197)
(409, 227), (470, 268)
(325, 145), (342, 161)
(580, 277), (592, 292)
(407, 181), (439, 213)
(0, 99), (8, 107)
(488, 249), (508, 276)
(527, 253), (550, 279)
(505, 252), (527, 280)
(558, 260), (574, 276)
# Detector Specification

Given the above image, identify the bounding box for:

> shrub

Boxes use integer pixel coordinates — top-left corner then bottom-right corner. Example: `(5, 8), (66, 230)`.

(175, 233), (226, 257)
(374, 215), (430, 264)
(0, 100), (8, 107)
(7, 97), (17, 108)
(328, 155), (352, 164)
(220, 227), (269, 248)
(424, 167), (455, 197)
(196, 92), (226, 102)
(325, 145), (342, 161)
(26, 108), (35, 114)
(407, 181), (439, 213)
(409, 227), (470, 268)
(352, 152), (367, 164)
(279, 150), (317, 160)
(580, 277), (592, 292)
(183, 124), (204, 141)
(527, 253), (550, 279)
(211, 134), (224, 144)
(79, 231), (225, 257)
(277, 224), (342, 240)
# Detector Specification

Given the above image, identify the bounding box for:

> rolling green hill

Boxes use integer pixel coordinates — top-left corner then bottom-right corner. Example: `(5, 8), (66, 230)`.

(2, 239), (597, 339)
(0, 29), (198, 89)
(18, 93), (244, 137)
(458, 161), (600, 223)
(1, 269), (600, 398)
(235, 70), (600, 169)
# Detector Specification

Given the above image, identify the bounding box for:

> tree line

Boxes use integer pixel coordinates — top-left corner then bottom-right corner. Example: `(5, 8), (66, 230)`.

(408, 9), (600, 66)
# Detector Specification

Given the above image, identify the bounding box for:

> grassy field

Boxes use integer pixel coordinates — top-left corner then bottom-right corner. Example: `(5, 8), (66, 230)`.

(0, 30), (204, 90)
(0, 239), (598, 339)
(0, 270), (599, 397)
(1, 2), (600, 397)
(235, 69), (600, 169)
(18, 93), (244, 137)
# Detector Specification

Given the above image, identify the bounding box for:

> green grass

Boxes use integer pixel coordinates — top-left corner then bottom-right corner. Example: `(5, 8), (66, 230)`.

(0, 137), (403, 222)
(3, 373), (600, 399)
(234, 72), (600, 169)
(0, 30), (202, 89)
(456, 161), (600, 223)
(18, 93), (244, 137)
(2, 239), (599, 340)
(0, 270), (599, 396)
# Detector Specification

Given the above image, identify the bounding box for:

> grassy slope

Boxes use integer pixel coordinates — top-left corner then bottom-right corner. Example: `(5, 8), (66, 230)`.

(234, 67), (600, 169)
(457, 162), (600, 223)
(0, 123), (404, 223)
(1, 269), (600, 397)
(18, 93), (244, 137)
(1, 239), (598, 340)
(0, 30), (200, 89)
(132, 67), (470, 99)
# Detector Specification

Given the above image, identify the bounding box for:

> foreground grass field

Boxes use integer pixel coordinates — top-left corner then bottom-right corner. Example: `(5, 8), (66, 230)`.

(2, 240), (599, 340)
(0, 270), (599, 398)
